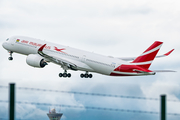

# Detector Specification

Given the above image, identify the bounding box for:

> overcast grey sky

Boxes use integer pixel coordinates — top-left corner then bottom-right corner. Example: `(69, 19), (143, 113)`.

(0, 0), (180, 120)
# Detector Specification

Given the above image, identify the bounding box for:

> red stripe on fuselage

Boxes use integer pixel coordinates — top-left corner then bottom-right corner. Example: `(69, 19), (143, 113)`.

(114, 64), (152, 73)
(111, 64), (152, 76)
(110, 73), (136, 76)
(135, 64), (151, 69)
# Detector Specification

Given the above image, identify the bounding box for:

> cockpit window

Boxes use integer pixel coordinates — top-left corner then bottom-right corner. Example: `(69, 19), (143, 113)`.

(6, 38), (9, 41)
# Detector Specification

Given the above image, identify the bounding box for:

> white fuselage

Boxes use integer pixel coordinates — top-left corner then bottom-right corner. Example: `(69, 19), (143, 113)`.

(2, 36), (130, 76)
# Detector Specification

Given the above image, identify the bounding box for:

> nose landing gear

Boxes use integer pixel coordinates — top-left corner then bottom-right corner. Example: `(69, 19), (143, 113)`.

(8, 51), (13, 60)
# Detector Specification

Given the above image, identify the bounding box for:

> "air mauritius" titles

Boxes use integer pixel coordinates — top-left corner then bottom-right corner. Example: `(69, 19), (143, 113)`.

(18, 39), (51, 49)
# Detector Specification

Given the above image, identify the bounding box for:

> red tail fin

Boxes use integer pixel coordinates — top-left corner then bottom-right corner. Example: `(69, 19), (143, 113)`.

(131, 41), (163, 69)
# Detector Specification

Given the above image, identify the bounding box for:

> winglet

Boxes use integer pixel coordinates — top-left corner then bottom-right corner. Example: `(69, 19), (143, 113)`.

(38, 44), (46, 52)
(164, 49), (174, 56)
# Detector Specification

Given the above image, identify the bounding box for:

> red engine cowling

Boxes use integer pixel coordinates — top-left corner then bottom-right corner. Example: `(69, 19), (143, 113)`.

(26, 54), (47, 68)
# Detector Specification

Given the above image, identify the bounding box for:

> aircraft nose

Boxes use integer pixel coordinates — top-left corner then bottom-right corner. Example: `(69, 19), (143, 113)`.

(2, 42), (7, 49)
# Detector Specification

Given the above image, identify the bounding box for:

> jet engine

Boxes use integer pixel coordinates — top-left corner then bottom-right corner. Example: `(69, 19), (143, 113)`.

(26, 54), (47, 68)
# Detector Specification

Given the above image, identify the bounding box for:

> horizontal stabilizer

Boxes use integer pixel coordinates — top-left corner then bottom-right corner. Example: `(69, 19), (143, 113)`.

(153, 70), (176, 72)
(133, 69), (149, 73)
(133, 69), (156, 75)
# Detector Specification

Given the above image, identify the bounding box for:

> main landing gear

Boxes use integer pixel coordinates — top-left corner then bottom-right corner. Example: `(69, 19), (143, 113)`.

(59, 70), (71, 78)
(8, 51), (13, 60)
(80, 71), (93, 78)
(58, 70), (93, 78)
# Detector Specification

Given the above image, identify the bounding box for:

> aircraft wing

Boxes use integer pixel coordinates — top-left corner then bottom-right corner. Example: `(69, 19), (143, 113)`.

(38, 44), (77, 70)
(118, 49), (174, 61)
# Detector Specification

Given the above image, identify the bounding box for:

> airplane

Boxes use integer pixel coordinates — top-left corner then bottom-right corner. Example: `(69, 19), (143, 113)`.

(2, 36), (175, 78)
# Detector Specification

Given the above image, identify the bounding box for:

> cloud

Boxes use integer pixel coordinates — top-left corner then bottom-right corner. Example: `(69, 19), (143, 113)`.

(0, 0), (180, 120)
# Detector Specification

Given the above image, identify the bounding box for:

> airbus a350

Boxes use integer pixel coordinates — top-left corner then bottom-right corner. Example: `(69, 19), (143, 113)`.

(2, 36), (175, 78)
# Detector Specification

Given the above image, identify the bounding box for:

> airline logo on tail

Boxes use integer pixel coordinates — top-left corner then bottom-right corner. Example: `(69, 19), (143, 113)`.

(131, 41), (163, 69)
(111, 41), (165, 76)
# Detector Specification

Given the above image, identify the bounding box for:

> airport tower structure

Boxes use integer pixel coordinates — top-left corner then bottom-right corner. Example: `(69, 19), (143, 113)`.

(47, 108), (63, 120)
